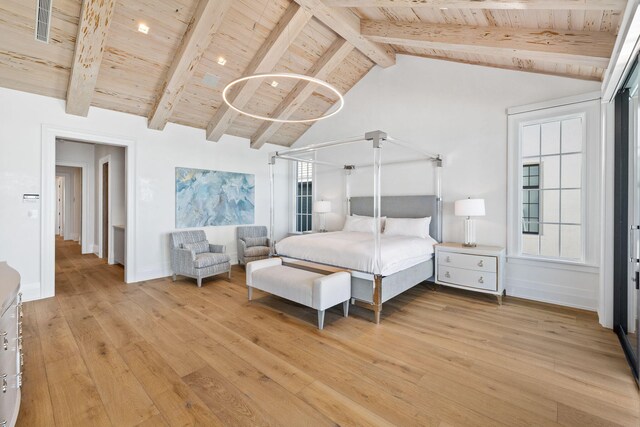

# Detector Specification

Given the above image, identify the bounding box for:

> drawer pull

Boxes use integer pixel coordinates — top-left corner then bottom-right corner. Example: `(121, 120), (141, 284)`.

(478, 277), (484, 284)
(1, 374), (7, 393)
(0, 419), (6, 427)
(445, 256), (451, 263)
(478, 260), (484, 267)
(445, 271), (451, 278)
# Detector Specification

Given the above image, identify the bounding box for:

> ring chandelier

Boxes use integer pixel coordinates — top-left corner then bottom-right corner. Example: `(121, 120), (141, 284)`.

(222, 72), (344, 123)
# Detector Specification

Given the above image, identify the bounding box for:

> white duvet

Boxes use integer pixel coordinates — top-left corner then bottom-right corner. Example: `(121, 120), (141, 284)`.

(275, 231), (436, 276)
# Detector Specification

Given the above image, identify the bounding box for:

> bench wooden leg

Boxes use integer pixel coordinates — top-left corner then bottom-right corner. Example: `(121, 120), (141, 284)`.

(172, 273), (177, 282)
(343, 300), (349, 317)
(248, 286), (253, 301)
(197, 277), (202, 288)
(317, 310), (325, 330)
(228, 269), (232, 280)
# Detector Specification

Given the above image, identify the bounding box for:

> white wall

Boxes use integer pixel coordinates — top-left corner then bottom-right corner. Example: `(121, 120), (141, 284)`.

(296, 55), (601, 310)
(0, 87), (288, 300)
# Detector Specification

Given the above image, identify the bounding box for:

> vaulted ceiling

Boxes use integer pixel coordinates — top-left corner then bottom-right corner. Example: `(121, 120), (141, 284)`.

(0, 0), (624, 147)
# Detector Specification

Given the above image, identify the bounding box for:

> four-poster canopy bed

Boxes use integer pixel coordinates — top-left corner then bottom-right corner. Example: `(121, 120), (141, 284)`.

(267, 131), (443, 324)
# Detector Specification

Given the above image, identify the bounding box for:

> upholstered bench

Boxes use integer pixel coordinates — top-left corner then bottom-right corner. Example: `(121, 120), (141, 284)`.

(246, 258), (351, 329)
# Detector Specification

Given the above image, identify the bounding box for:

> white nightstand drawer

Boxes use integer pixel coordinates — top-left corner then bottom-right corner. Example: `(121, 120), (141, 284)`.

(437, 265), (497, 291)
(439, 252), (497, 273)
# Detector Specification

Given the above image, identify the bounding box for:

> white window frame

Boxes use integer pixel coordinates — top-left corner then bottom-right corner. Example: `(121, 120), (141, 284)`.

(507, 95), (601, 268)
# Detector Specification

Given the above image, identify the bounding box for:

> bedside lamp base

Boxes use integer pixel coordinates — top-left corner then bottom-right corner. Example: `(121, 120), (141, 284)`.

(463, 217), (477, 247)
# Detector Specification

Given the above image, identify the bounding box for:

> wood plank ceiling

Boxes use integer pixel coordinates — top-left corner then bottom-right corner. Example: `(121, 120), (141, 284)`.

(0, 0), (624, 147)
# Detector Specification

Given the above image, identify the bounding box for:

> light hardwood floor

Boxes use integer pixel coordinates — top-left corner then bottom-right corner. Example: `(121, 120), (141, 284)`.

(17, 239), (640, 426)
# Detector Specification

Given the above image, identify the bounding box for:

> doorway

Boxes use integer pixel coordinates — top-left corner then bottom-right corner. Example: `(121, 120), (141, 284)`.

(42, 127), (135, 298)
(52, 138), (127, 293)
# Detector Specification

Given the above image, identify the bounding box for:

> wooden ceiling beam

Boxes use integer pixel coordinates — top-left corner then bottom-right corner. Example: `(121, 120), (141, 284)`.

(206, 2), (311, 142)
(66, 0), (116, 116)
(293, 0), (395, 68)
(148, 0), (232, 131)
(324, 0), (627, 10)
(361, 19), (615, 68)
(250, 39), (353, 149)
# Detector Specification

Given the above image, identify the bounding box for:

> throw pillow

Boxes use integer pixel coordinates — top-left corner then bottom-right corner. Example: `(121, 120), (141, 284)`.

(244, 236), (268, 247)
(182, 241), (209, 254)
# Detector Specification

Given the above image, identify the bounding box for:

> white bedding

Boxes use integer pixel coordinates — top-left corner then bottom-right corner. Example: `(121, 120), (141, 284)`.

(275, 231), (436, 276)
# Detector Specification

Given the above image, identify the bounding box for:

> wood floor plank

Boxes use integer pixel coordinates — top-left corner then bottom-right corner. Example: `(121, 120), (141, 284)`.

(57, 294), (159, 426)
(16, 303), (56, 427)
(182, 365), (280, 427)
(16, 239), (640, 426)
(119, 341), (225, 426)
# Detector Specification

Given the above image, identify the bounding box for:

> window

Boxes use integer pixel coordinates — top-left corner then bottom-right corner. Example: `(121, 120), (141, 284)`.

(295, 161), (313, 232)
(522, 163), (540, 235)
(519, 117), (584, 260)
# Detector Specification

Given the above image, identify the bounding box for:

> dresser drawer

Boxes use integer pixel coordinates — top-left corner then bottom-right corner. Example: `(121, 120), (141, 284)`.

(437, 265), (498, 291)
(438, 251), (497, 273)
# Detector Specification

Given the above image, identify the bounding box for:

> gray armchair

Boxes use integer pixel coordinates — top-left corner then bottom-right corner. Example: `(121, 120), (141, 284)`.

(237, 226), (270, 266)
(170, 230), (231, 287)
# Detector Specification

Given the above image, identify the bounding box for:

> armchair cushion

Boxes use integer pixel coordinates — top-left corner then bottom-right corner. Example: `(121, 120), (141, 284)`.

(244, 236), (268, 247)
(244, 246), (270, 258)
(194, 252), (230, 268)
(209, 244), (225, 253)
(182, 241), (209, 254)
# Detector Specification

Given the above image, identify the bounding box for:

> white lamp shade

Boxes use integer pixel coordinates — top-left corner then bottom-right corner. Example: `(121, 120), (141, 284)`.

(314, 200), (331, 213)
(455, 198), (485, 217)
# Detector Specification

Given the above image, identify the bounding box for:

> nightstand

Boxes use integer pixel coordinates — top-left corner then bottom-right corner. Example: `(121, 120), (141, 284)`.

(435, 243), (506, 304)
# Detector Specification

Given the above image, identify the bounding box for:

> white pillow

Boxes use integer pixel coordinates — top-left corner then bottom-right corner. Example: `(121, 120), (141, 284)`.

(383, 217), (432, 239)
(342, 215), (386, 233)
(352, 214), (386, 231)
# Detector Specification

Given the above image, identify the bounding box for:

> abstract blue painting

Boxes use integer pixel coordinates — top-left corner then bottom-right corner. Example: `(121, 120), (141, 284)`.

(175, 167), (255, 228)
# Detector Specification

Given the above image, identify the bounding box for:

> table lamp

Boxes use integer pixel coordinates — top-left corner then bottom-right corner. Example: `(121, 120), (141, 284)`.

(454, 198), (485, 247)
(314, 200), (331, 232)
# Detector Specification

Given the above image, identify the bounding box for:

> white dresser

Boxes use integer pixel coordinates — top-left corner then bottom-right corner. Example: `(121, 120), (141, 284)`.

(435, 243), (506, 304)
(0, 263), (21, 427)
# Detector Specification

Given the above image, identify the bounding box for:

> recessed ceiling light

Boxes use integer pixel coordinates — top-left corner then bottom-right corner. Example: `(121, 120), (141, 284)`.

(138, 23), (149, 34)
(217, 57), (227, 66)
(440, 7), (448, 10)
(270, 81), (278, 88)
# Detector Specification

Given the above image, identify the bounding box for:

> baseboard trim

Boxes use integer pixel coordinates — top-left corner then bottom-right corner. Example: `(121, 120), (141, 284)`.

(134, 252), (239, 284)
(133, 265), (172, 283)
(506, 279), (597, 311)
(20, 282), (43, 302)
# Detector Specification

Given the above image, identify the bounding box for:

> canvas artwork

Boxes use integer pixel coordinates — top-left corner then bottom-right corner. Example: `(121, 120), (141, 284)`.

(175, 167), (255, 228)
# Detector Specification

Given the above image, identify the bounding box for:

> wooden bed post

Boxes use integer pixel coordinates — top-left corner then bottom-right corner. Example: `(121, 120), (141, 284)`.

(373, 275), (383, 324)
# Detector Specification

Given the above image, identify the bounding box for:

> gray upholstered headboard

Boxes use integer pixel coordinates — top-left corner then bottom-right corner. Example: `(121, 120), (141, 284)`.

(349, 195), (441, 242)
